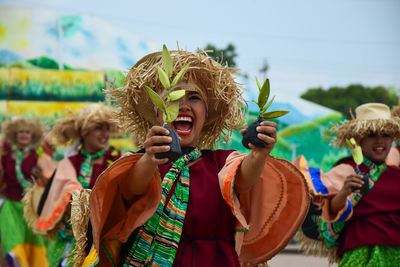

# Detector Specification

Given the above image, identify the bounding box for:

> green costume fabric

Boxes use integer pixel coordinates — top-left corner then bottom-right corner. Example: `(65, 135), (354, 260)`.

(46, 215), (74, 267)
(340, 245), (400, 267)
(0, 198), (49, 265)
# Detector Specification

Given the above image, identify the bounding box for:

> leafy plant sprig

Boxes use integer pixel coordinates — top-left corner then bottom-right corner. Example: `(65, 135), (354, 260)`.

(346, 137), (363, 171)
(144, 45), (189, 123)
(36, 145), (44, 160)
(253, 77), (289, 119)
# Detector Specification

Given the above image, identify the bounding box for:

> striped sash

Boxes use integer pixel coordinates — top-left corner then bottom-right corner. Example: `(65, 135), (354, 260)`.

(124, 147), (202, 267)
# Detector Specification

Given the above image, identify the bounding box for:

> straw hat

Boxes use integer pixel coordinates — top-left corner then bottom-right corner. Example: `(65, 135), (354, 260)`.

(108, 49), (246, 149)
(331, 103), (400, 147)
(391, 98), (400, 118)
(51, 103), (120, 145)
(2, 117), (44, 147)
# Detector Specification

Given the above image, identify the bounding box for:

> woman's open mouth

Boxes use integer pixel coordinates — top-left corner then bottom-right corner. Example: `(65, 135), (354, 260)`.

(173, 115), (193, 136)
(98, 137), (108, 145)
(373, 145), (386, 155)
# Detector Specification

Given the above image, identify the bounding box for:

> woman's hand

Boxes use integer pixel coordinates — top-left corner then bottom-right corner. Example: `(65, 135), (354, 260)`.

(142, 125), (173, 165)
(121, 125), (174, 201)
(339, 174), (364, 196)
(31, 165), (48, 187)
(330, 174), (364, 216)
(240, 120), (277, 161)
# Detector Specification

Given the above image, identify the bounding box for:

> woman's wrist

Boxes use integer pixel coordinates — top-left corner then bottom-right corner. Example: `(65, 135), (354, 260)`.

(331, 190), (348, 214)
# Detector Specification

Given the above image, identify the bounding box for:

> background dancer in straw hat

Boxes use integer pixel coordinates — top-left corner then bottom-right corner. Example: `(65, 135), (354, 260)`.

(77, 47), (309, 267)
(30, 103), (121, 266)
(295, 103), (400, 266)
(0, 117), (56, 267)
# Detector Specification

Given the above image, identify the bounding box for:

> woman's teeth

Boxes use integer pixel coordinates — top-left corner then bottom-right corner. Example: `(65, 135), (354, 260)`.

(175, 116), (192, 122)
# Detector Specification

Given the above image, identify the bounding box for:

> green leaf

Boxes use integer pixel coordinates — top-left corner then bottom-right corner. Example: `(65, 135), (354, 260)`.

(261, 95), (275, 114)
(255, 76), (262, 91)
(349, 138), (357, 146)
(262, 110), (289, 119)
(252, 100), (259, 105)
(169, 89), (185, 101)
(345, 138), (353, 148)
(353, 146), (364, 165)
(164, 101), (180, 123)
(145, 85), (166, 111)
(157, 66), (171, 89)
(171, 64), (189, 87)
(162, 45), (173, 78)
(258, 78), (270, 109)
(36, 146), (44, 160)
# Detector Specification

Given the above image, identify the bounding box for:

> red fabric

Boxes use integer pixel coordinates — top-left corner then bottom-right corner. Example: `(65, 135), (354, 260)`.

(157, 149), (240, 267)
(68, 147), (121, 189)
(1, 142), (38, 201)
(337, 159), (400, 256)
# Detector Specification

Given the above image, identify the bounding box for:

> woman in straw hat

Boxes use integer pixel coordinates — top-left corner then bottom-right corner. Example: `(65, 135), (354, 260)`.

(294, 103), (400, 265)
(78, 48), (309, 267)
(31, 103), (121, 266)
(0, 117), (56, 266)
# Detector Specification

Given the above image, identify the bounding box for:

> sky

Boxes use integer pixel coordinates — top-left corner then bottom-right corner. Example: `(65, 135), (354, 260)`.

(1, 0), (400, 108)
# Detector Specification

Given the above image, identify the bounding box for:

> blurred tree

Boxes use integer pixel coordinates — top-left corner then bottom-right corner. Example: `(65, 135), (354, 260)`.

(204, 43), (238, 67)
(28, 56), (74, 70)
(301, 84), (398, 119)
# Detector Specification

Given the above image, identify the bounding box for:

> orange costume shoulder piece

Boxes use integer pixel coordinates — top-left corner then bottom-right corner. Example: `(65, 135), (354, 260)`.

(34, 158), (81, 234)
(87, 151), (309, 267)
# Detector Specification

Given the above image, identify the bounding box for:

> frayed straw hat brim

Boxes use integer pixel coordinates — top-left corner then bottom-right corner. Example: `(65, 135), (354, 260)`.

(331, 118), (400, 147)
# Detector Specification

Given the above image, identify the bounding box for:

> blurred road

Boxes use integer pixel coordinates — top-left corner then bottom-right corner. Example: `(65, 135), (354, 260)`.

(268, 244), (338, 267)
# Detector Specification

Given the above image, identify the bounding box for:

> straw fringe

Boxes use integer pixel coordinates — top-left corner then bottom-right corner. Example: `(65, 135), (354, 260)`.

(107, 50), (246, 149)
(330, 118), (400, 147)
(22, 183), (43, 228)
(294, 231), (340, 265)
(69, 189), (91, 266)
(23, 184), (56, 239)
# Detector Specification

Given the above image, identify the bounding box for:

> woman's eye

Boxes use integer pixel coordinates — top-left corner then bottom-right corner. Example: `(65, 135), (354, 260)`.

(189, 94), (201, 100)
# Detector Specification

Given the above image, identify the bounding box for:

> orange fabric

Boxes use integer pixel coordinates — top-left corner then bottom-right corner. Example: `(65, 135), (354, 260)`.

(35, 158), (81, 233)
(89, 152), (309, 266)
(293, 155), (358, 223)
(220, 153), (243, 216)
(89, 154), (162, 265)
(37, 153), (56, 179)
(219, 154), (309, 266)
